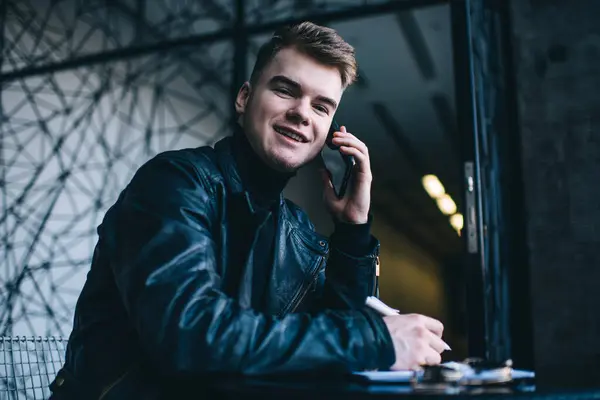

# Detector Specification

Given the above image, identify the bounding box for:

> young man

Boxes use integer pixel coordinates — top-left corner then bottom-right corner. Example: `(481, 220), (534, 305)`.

(50, 22), (447, 399)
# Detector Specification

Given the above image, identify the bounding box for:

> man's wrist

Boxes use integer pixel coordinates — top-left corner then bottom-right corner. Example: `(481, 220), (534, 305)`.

(335, 212), (369, 225)
(330, 214), (372, 256)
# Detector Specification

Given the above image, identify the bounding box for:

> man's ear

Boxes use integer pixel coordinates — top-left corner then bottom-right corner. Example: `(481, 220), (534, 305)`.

(235, 82), (251, 115)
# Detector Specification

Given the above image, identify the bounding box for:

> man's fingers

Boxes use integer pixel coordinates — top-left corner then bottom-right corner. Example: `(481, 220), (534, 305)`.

(339, 146), (369, 174)
(333, 136), (371, 176)
(428, 332), (450, 353)
(332, 134), (368, 155)
(420, 315), (444, 337)
(423, 350), (442, 366)
(331, 129), (372, 175)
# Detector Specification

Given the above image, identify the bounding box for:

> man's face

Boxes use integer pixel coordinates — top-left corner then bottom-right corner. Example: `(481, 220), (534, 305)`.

(235, 47), (344, 172)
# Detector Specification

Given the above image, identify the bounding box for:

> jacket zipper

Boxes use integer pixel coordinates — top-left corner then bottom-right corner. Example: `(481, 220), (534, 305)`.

(374, 256), (380, 298)
(372, 244), (381, 297)
(98, 364), (137, 399)
(280, 256), (325, 317)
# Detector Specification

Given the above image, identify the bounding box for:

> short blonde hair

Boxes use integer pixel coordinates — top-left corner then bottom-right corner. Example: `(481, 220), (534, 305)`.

(250, 21), (358, 89)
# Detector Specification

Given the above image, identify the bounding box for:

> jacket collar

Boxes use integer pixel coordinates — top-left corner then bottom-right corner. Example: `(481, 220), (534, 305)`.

(212, 129), (329, 248)
(212, 136), (259, 217)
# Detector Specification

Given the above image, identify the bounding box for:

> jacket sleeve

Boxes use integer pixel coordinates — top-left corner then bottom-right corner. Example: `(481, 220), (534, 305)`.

(318, 232), (380, 310)
(105, 154), (394, 376)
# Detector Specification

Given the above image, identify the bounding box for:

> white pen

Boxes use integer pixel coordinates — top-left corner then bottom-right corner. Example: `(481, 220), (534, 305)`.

(365, 296), (400, 316)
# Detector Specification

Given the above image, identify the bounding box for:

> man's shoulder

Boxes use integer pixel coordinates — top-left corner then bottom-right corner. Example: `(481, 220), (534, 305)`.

(283, 199), (316, 232)
(154, 145), (217, 167)
(149, 145), (224, 182)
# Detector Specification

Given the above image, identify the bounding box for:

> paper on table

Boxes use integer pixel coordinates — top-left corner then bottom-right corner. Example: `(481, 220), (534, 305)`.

(352, 364), (535, 383)
(511, 370), (535, 379)
(441, 362), (535, 381)
(352, 370), (415, 383)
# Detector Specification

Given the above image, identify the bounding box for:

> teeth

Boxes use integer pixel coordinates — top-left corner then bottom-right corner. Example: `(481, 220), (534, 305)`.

(275, 127), (303, 142)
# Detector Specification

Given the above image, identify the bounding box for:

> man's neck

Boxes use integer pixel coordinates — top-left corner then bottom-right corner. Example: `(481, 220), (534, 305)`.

(232, 125), (295, 210)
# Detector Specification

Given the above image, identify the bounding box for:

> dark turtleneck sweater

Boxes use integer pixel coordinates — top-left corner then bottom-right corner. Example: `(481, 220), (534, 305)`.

(231, 127), (372, 311)
(232, 128), (293, 210)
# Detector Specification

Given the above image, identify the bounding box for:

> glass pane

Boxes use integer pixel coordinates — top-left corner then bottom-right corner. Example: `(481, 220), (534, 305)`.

(2, 0), (233, 74)
(244, 0), (391, 25)
(1, 40), (232, 336)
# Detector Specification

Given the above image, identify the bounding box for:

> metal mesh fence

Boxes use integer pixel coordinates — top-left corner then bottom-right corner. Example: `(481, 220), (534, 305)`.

(0, 337), (65, 400)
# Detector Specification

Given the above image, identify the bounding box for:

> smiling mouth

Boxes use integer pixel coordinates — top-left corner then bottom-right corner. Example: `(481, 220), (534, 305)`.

(274, 126), (307, 143)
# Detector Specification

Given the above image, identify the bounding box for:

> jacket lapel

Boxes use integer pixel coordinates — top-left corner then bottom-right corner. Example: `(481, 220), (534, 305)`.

(213, 136), (330, 316)
(265, 205), (329, 317)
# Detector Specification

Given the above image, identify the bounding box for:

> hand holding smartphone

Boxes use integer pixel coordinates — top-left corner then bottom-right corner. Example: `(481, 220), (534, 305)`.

(320, 120), (355, 198)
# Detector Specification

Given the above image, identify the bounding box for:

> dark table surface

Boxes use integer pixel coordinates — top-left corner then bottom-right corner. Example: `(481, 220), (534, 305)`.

(213, 376), (600, 399)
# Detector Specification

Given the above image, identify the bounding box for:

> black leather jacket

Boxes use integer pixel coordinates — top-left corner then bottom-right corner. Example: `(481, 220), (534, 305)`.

(51, 136), (395, 399)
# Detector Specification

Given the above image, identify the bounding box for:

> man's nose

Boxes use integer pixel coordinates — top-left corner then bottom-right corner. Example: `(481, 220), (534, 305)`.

(286, 100), (311, 126)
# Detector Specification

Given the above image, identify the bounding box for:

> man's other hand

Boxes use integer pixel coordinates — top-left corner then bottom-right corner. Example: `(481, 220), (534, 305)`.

(382, 313), (448, 370)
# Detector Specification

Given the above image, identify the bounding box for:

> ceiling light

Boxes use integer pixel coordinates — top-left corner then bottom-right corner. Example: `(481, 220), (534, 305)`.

(422, 174), (445, 198)
(436, 194), (457, 215)
(450, 213), (464, 232)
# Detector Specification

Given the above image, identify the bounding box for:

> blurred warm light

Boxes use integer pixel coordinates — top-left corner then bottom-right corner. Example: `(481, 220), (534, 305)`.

(421, 175), (445, 198)
(423, 175), (461, 234)
(436, 194), (457, 215)
(450, 213), (464, 233)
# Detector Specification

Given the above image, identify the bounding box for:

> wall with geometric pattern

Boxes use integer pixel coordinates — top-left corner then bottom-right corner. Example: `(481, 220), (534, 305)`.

(2, 0), (422, 338)
(1, 0), (236, 338)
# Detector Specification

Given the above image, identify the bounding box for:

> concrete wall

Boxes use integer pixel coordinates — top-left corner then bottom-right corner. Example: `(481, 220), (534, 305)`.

(510, 0), (600, 386)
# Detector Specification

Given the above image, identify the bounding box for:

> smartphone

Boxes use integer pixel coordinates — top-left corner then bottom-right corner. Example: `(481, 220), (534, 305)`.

(320, 120), (355, 198)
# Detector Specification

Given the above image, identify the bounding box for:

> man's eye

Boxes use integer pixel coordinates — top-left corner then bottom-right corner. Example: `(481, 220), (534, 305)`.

(275, 87), (292, 95)
(314, 105), (329, 114)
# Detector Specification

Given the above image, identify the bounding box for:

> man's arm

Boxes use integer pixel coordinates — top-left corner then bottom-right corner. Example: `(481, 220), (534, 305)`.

(317, 125), (379, 310)
(106, 154), (394, 376)
(316, 218), (379, 310)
